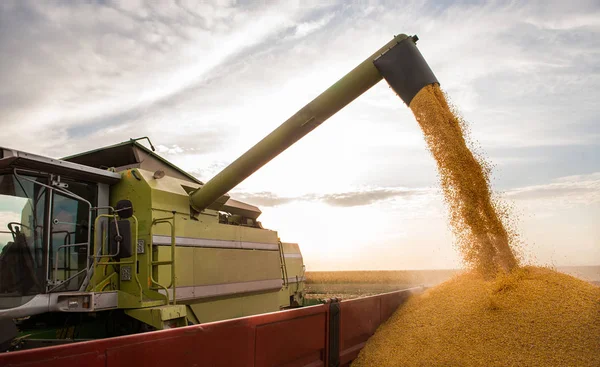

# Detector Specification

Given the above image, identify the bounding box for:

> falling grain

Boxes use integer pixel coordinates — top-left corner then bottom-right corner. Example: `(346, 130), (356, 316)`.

(409, 84), (518, 277)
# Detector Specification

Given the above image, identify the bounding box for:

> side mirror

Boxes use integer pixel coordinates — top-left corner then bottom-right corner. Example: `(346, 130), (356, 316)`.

(108, 219), (132, 258)
(115, 200), (133, 219)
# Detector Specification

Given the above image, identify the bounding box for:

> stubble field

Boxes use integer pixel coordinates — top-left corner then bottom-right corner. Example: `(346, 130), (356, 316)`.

(304, 266), (600, 301)
(304, 269), (461, 300)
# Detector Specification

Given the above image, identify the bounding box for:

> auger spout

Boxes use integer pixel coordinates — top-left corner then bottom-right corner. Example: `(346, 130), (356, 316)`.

(190, 34), (438, 212)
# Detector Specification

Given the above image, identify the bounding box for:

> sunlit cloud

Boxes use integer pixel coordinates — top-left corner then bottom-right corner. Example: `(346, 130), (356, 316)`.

(506, 172), (600, 204)
(234, 187), (431, 207)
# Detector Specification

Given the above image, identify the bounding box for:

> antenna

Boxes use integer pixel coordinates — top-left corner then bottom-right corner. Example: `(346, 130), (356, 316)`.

(129, 137), (156, 151)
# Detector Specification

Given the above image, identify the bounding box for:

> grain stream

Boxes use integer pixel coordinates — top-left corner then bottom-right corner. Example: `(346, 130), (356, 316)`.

(409, 84), (518, 277)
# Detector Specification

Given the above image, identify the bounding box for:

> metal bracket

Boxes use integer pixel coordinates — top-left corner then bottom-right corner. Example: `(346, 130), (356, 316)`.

(328, 298), (341, 367)
(121, 266), (132, 281)
(137, 239), (145, 254)
(50, 174), (69, 189)
(0, 319), (18, 352)
(374, 35), (439, 106)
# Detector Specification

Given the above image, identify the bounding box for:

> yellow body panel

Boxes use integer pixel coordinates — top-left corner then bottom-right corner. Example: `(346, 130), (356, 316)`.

(190, 291), (281, 323)
(96, 167), (305, 325)
(156, 247), (282, 286)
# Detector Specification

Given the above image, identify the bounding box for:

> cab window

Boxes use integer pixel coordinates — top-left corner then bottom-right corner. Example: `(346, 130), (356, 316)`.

(49, 180), (97, 291)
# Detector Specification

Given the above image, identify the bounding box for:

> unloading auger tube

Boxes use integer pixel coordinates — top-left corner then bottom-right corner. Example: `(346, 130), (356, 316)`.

(190, 33), (438, 212)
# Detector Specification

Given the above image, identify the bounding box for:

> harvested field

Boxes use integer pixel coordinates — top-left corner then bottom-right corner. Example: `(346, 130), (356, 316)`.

(305, 267), (600, 301)
(305, 270), (460, 300)
(306, 269), (461, 285)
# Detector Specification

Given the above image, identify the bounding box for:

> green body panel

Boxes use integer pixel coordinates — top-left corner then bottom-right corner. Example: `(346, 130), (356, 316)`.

(282, 242), (304, 278)
(189, 291), (281, 323)
(126, 305), (187, 330)
(89, 169), (153, 309)
(156, 247), (282, 286)
(88, 167), (304, 325)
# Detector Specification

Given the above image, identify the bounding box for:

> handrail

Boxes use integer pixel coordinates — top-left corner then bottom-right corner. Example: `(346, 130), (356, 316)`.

(91, 214), (143, 302)
(52, 242), (87, 283)
(47, 268), (88, 292)
(278, 241), (289, 287)
(93, 214), (121, 259)
(129, 215), (142, 302)
(149, 214), (177, 304)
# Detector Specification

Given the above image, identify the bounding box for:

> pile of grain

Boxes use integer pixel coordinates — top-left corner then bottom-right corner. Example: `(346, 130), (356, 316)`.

(409, 84), (518, 277)
(354, 267), (600, 367)
(354, 84), (600, 366)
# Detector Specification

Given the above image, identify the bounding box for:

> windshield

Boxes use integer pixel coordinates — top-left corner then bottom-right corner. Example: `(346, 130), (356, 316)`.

(0, 174), (47, 309)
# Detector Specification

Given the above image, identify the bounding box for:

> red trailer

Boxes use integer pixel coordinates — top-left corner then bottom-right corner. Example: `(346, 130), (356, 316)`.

(0, 288), (420, 367)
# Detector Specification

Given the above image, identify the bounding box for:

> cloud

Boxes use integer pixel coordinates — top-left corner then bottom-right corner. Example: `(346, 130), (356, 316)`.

(232, 192), (296, 207)
(233, 187), (429, 208)
(553, 172), (600, 183)
(0, 0), (328, 155)
(2, 1), (599, 178)
(290, 12), (335, 39)
(156, 144), (184, 155)
(505, 172), (600, 204)
(236, 171), (600, 210)
(319, 188), (424, 207)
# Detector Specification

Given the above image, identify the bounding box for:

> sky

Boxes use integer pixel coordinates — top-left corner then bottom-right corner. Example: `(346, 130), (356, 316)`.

(0, 0), (599, 270)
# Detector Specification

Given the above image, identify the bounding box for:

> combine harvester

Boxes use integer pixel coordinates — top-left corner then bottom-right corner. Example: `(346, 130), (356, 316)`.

(0, 33), (437, 366)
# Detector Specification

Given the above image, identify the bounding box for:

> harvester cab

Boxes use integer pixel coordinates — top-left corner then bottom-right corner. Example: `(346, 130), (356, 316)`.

(0, 149), (120, 303)
(0, 33), (437, 350)
(0, 148), (121, 346)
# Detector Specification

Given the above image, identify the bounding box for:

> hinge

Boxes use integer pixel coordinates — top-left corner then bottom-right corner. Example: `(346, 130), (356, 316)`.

(328, 298), (341, 367)
(50, 174), (68, 189)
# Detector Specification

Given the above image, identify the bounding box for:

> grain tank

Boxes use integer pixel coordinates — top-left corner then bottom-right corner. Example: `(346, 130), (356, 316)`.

(0, 33), (437, 349)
